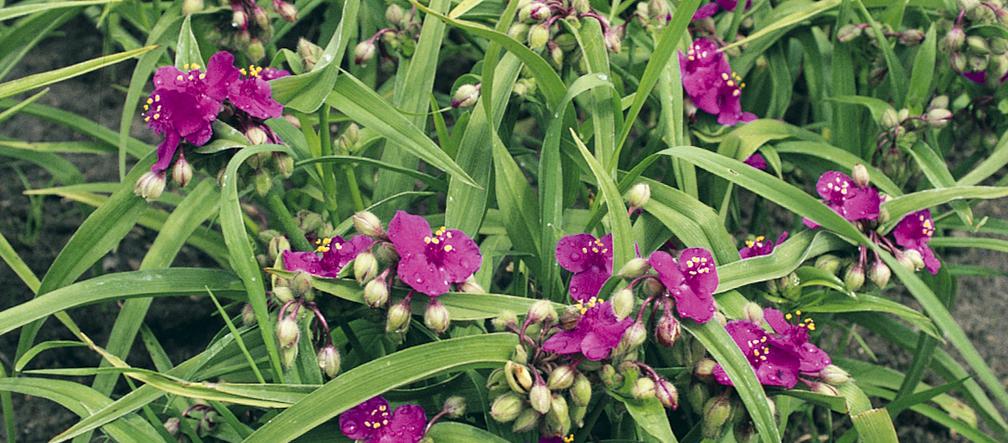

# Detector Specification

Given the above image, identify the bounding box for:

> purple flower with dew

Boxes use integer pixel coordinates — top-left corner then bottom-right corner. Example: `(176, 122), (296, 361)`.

(739, 232), (788, 259)
(744, 153), (767, 170)
(693, 0), (752, 20)
(217, 54), (285, 120)
(892, 209), (941, 274)
(339, 396), (427, 443)
(259, 67), (290, 81)
(648, 248), (719, 323)
(282, 235), (374, 278)
(556, 233), (613, 302)
(712, 320), (801, 388)
(804, 171), (881, 228)
(763, 308), (831, 375)
(387, 211), (482, 297)
(542, 299), (631, 361)
(679, 38), (756, 126)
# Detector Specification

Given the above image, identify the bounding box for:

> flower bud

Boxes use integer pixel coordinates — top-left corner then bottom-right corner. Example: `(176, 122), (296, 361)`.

(273, 286), (295, 304)
(929, 95), (949, 110)
(134, 171), (166, 201)
(632, 377), (656, 400)
(373, 241), (399, 264)
(353, 252), (379, 284)
(943, 27), (966, 52)
(163, 417), (180, 436)
(507, 23), (529, 41)
(486, 368), (507, 393)
(247, 39), (266, 63)
(852, 163), (870, 187)
(648, 0), (670, 19)
(820, 364), (851, 385)
(549, 44), (564, 68)
(268, 235), (291, 261)
(695, 358), (717, 378)
(490, 393), (523, 422)
(656, 378), (679, 409)
(642, 277), (664, 297)
(702, 396), (733, 439)
(992, 37), (1008, 55)
(385, 4), (405, 25)
(241, 303), (257, 326)
(529, 382), (552, 414)
(363, 277), (389, 307)
(492, 310), (518, 331)
(385, 300), (412, 333)
(254, 171), (272, 196)
(899, 29), (925, 46)
(232, 9), (248, 28)
(572, 0), (591, 13)
(844, 263), (865, 292)
(545, 394), (570, 435)
(655, 311), (681, 347)
(604, 30), (622, 53)
(904, 249), (925, 270)
(969, 54), (989, 71)
(837, 24), (863, 42)
(610, 287), (635, 319)
(527, 299), (557, 323)
(599, 364), (621, 388)
(559, 305), (580, 330)
(742, 302), (764, 324)
(298, 38), (323, 70)
(810, 381), (840, 396)
(868, 260), (891, 288)
(252, 6), (270, 29)
(512, 343), (529, 364)
(880, 107), (900, 129)
(950, 51), (967, 72)
(299, 211), (323, 233)
(571, 373), (592, 406)
(505, 361), (534, 393)
(275, 153), (295, 178)
(924, 108), (953, 128)
(547, 365), (576, 390)
(452, 83), (480, 109)
(317, 345), (341, 378)
(968, 35), (990, 54)
(528, 24), (550, 50)
(814, 254), (842, 274)
(274, 0), (297, 21)
(291, 272), (314, 299)
(436, 395), (466, 418)
(619, 321), (647, 353)
(169, 155), (193, 189)
(424, 299), (451, 334)
(354, 40), (376, 64)
(276, 317), (300, 348)
(617, 257), (650, 279)
(511, 407), (540, 432)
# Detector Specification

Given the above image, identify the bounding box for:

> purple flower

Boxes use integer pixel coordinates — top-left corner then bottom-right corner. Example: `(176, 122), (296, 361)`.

(763, 308), (831, 375)
(212, 53), (285, 120)
(739, 232), (788, 259)
(542, 300), (631, 361)
(744, 153), (767, 170)
(693, 0), (752, 19)
(556, 233), (613, 302)
(679, 38), (756, 126)
(282, 235), (374, 278)
(712, 320), (801, 388)
(648, 248), (719, 323)
(387, 211), (482, 297)
(963, 71), (987, 84)
(259, 67), (290, 81)
(892, 209), (941, 274)
(805, 171), (881, 227)
(339, 396), (427, 443)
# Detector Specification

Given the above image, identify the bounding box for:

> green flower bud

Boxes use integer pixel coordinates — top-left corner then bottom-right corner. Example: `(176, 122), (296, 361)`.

(642, 277), (664, 297)
(815, 254), (842, 274)
(951, 51), (968, 72)
(868, 261), (891, 288)
(273, 286), (295, 304)
(819, 364), (851, 385)
(276, 317), (300, 348)
(282, 343), (299, 368)
(618, 321), (647, 354)
(991, 37), (1008, 54)
(182, 0), (203, 14)
(385, 300), (412, 334)
(486, 368), (507, 393)
(624, 182), (651, 209)
(559, 305), (580, 330)
(163, 417), (180, 436)
(291, 272), (314, 299)
(505, 361), (534, 393)
(241, 303), (257, 326)
(572, 0), (591, 13)
(702, 396), (733, 439)
(929, 95), (949, 110)
(904, 249), (925, 270)
(172, 155), (193, 188)
(549, 44), (564, 68)
(443, 396), (467, 418)
(742, 302), (764, 324)
(424, 299), (451, 334)
(529, 382), (552, 414)
(492, 310), (518, 331)
(512, 344), (529, 364)
(545, 395), (570, 435)
(655, 311), (681, 347)
(687, 382), (709, 411)
(247, 39), (266, 63)
(852, 163), (870, 187)
(528, 24), (550, 50)
(317, 345), (341, 378)
(489, 393), (524, 423)
(134, 171), (166, 201)
(844, 263), (865, 292)
(943, 27), (966, 52)
(353, 252), (379, 284)
(268, 235), (291, 261)
(968, 36), (991, 54)
(547, 365), (576, 390)
(837, 24), (863, 42)
(571, 373), (592, 406)
(599, 364), (621, 388)
(810, 381), (840, 396)
(925, 108), (953, 128)
(527, 300), (557, 323)
(298, 211), (323, 233)
(604, 30), (622, 53)
(899, 29), (925, 46)
(968, 54), (989, 72)
(656, 378), (679, 409)
(254, 170), (272, 196)
(352, 211), (385, 238)
(511, 407), (540, 432)
(617, 257), (650, 279)
(610, 287), (635, 319)
(507, 23), (529, 40)
(880, 107), (900, 129)
(458, 276), (485, 293)
(452, 83), (480, 109)
(363, 277), (389, 308)
(354, 40), (376, 65)
(695, 358), (717, 378)
(374, 241), (400, 265)
(385, 4), (405, 25)
(632, 377), (656, 400)
(297, 38), (323, 70)
(570, 404), (587, 428)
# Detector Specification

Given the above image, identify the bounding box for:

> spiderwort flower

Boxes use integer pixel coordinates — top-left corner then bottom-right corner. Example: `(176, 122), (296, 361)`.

(648, 248), (719, 323)
(679, 38), (756, 126)
(739, 232), (788, 259)
(282, 235), (374, 278)
(556, 233), (613, 302)
(743, 153), (767, 170)
(892, 209), (941, 274)
(339, 396), (427, 443)
(387, 211), (482, 296)
(712, 320), (801, 388)
(693, 0), (752, 20)
(805, 171), (881, 228)
(218, 55), (285, 120)
(763, 308), (831, 375)
(542, 299), (632, 361)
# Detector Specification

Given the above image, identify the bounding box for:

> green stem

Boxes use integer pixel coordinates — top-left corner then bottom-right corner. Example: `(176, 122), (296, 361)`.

(264, 190), (312, 252)
(318, 105), (339, 217)
(574, 395), (610, 443)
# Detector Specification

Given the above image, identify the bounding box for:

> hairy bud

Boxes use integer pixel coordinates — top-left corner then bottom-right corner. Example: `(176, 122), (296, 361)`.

(547, 365), (576, 390)
(610, 287), (635, 319)
(632, 377), (656, 400)
(172, 155), (193, 188)
(491, 310), (518, 331)
(702, 396), (733, 439)
(276, 317), (300, 348)
(868, 260), (892, 288)
(528, 24), (550, 50)
(489, 393), (523, 423)
(273, 286), (295, 304)
(452, 83), (480, 108)
(656, 378), (679, 409)
(814, 254), (842, 275)
(844, 263), (865, 292)
(424, 299), (451, 334)
(571, 373), (592, 406)
(385, 300), (412, 333)
(354, 40), (376, 65)
(134, 171), (166, 201)
(545, 394), (570, 435)
(655, 311), (681, 347)
(851, 163), (870, 187)
(443, 396), (467, 418)
(352, 211), (384, 238)
(695, 358), (717, 378)
(363, 277), (389, 307)
(505, 361), (534, 393)
(511, 407), (540, 432)
(241, 303), (257, 326)
(527, 300), (558, 324)
(353, 252), (379, 284)
(617, 257), (650, 279)
(742, 302), (764, 324)
(529, 382), (552, 414)
(317, 345), (341, 378)
(837, 24), (863, 42)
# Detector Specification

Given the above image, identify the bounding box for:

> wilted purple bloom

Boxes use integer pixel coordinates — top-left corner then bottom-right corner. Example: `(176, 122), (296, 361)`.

(893, 209), (941, 274)
(744, 153), (767, 170)
(648, 248), (719, 323)
(805, 171), (880, 227)
(693, 0), (752, 19)
(388, 211), (481, 297)
(763, 308), (831, 375)
(339, 396), (427, 443)
(712, 320), (801, 388)
(739, 232), (788, 259)
(542, 300), (631, 361)
(679, 38), (756, 126)
(556, 233), (613, 302)
(282, 235), (374, 278)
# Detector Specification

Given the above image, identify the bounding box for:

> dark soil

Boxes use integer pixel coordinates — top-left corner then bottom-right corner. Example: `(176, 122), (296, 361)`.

(0, 16), (1006, 443)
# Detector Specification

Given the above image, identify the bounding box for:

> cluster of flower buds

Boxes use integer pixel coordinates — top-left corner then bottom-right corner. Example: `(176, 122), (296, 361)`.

(873, 98), (952, 184)
(836, 23), (926, 46)
(353, 3), (421, 66)
(508, 0), (624, 71)
(225, 0), (297, 61)
(167, 403), (218, 438)
(271, 269), (341, 374)
(944, 0), (1008, 87)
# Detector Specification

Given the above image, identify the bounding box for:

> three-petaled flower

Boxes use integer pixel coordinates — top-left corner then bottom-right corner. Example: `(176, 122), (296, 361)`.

(542, 299), (632, 361)
(893, 209), (941, 274)
(648, 248), (719, 323)
(739, 232), (788, 259)
(282, 235), (374, 278)
(763, 308), (831, 375)
(556, 233), (613, 302)
(713, 320), (801, 388)
(339, 396), (427, 443)
(679, 38), (756, 126)
(805, 171), (881, 228)
(387, 211), (482, 297)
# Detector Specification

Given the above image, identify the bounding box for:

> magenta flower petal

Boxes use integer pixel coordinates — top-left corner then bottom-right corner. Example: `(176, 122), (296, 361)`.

(763, 308), (831, 374)
(542, 327), (587, 355)
(339, 397), (392, 441)
(681, 248), (719, 295)
(841, 186), (880, 221)
(228, 76), (284, 120)
(439, 229), (482, 283)
(744, 153), (767, 170)
(319, 235), (375, 271)
(569, 270), (610, 303)
(282, 250), (325, 275)
(388, 211), (431, 256)
(375, 404), (427, 443)
(339, 397), (427, 443)
(152, 132), (182, 173)
(204, 51), (240, 101)
(692, 2), (721, 19)
(963, 71), (987, 84)
(556, 233), (600, 272)
(397, 253), (450, 296)
(893, 210), (935, 249)
(543, 301), (629, 361)
(816, 171), (856, 205)
(260, 67), (291, 81)
(920, 246), (941, 274)
(715, 320), (800, 388)
(556, 233), (613, 301)
(389, 211), (482, 296)
(649, 250), (717, 323)
(679, 38), (755, 126)
(739, 231), (787, 259)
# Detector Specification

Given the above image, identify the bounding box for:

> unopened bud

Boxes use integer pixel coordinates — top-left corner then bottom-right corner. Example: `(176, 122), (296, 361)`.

(742, 302), (764, 324)
(385, 4), (405, 25)
(252, 6), (269, 29)
(354, 40), (376, 64)
(490, 393), (523, 422)
(241, 303), (257, 326)
(273, 286), (295, 304)
(656, 378), (679, 409)
(559, 305), (580, 330)
(851, 163), (870, 187)
(528, 24), (550, 50)
(600, 364), (621, 388)
(626, 183), (651, 208)
(610, 288), (635, 319)
(353, 252), (378, 284)
(182, 0), (203, 15)
(317, 345), (341, 378)
(527, 299), (557, 323)
(512, 344), (529, 364)
(268, 236), (291, 261)
(163, 417), (180, 436)
(274, 0), (297, 21)
(492, 310), (518, 331)
(943, 27), (966, 52)
(617, 257), (650, 279)
(424, 299), (451, 333)
(299, 211), (323, 233)
(247, 39), (266, 63)
(695, 358), (717, 378)
(901, 249), (924, 271)
(968, 35), (991, 54)
(134, 171), (166, 201)
(929, 95), (949, 110)
(969, 54), (990, 71)
(545, 394), (570, 435)
(818, 364), (851, 385)
(837, 24), (862, 42)
(438, 395), (466, 418)
(254, 171), (272, 196)
(275, 153), (294, 178)
(924, 108), (953, 128)
(297, 38), (323, 70)
(868, 261), (891, 288)
(811, 381), (840, 396)
(511, 407), (540, 432)
(505, 361), (534, 393)
(572, 0), (591, 13)
(632, 377), (656, 400)
(844, 264), (865, 291)
(458, 276), (485, 293)
(619, 321), (647, 352)
(642, 277), (664, 297)
(385, 300), (412, 333)
(232, 9), (248, 28)
(899, 29), (925, 46)
(291, 272), (314, 299)
(880, 107), (900, 129)
(702, 396), (733, 439)
(655, 311), (681, 347)
(547, 365), (576, 390)
(571, 373), (592, 406)
(276, 317), (300, 348)
(529, 382), (552, 414)
(549, 44), (564, 68)
(815, 254), (842, 274)
(951, 51), (968, 72)
(648, 0), (670, 19)
(452, 83), (480, 108)
(363, 278), (389, 307)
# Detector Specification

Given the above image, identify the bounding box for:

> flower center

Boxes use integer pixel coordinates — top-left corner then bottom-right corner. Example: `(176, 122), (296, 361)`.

(684, 255), (712, 276)
(823, 176), (852, 198)
(785, 310), (816, 331)
(362, 403), (391, 430)
(579, 238), (609, 258)
(720, 71), (746, 96)
(745, 235), (766, 248)
(746, 335), (770, 362)
(240, 64), (264, 77)
(685, 43), (709, 61)
(919, 214), (934, 237)
(576, 296), (602, 314)
(142, 94), (162, 123)
(422, 226), (456, 261)
(563, 435), (575, 443)
(314, 237), (343, 253)
(174, 63), (207, 82)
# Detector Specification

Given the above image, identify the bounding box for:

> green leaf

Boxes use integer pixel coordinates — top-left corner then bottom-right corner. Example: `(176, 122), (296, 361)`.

(0, 45), (157, 100)
(722, 0), (841, 52)
(14, 340), (86, 371)
(0, 87), (48, 125)
(774, 141), (902, 196)
(298, 155), (446, 191)
(616, 396), (679, 442)
(881, 186), (1008, 231)
(174, 15), (202, 68)
(828, 95), (893, 124)
(905, 24), (937, 109)
(570, 130), (634, 272)
(245, 334), (518, 442)
(930, 236), (1008, 253)
(426, 422), (510, 442)
(491, 133), (542, 272)
(908, 142), (973, 226)
(958, 130), (1008, 186)
(850, 408), (899, 443)
(0, 229), (39, 292)
(0, 0), (118, 21)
